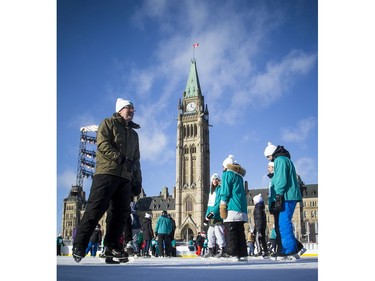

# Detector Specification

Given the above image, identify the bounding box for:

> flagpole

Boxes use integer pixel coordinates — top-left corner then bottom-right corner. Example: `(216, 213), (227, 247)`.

(192, 43), (199, 60)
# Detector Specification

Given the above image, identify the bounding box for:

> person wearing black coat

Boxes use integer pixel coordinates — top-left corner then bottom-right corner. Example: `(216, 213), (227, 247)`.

(85, 224), (102, 257)
(253, 194), (269, 257)
(141, 213), (154, 257)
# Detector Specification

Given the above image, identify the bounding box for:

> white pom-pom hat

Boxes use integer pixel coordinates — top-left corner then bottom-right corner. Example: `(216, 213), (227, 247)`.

(222, 154), (235, 168)
(264, 142), (277, 157)
(253, 193), (263, 204)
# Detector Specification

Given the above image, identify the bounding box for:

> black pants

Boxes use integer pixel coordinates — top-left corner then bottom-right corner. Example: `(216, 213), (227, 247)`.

(123, 215), (133, 246)
(255, 229), (268, 254)
(273, 212), (283, 253)
(157, 234), (171, 257)
(224, 221), (247, 258)
(73, 174), (132, 250)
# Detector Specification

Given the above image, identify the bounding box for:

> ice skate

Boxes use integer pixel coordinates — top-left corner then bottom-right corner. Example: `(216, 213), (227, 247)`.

(72, 246), (85, 263)
(99, 247), (129, 263)
(274, 254), (297, 262)
(202, 248), (215, 258)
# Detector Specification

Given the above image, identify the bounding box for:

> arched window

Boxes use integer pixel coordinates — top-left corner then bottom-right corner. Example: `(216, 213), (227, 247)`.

(186, 197), (193, 212)
(191, 145), (196, 183)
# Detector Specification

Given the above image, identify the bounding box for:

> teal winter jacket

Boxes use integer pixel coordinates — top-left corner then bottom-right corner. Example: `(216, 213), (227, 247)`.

(268, 154), (302, 209)
(220, 163), (248, 218)
(155, 215), (172, 235)
(205, 184), (223, 221)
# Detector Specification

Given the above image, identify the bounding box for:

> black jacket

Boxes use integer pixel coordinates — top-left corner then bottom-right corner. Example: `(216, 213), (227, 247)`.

(253, 202), (267, 234)
(89, 228), (102, 243)
(141, 218), (154, 240)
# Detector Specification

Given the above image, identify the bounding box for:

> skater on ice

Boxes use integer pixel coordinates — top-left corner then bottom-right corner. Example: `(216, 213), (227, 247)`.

(264, 142), (305, 260)
(202, 173), (227, 258)
(219, 154), (248, 261)
(72, 98), (143, 264)
(253, 193), (269, 257)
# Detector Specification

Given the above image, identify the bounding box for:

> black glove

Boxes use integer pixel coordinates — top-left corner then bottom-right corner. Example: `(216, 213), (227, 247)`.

(155, 232), (158, 237)
(206, 212), (214, 219)
(203, 212), (214, 226)
(274, 194), (284, 213)
(269, 202), (276, 214)
(116, 154), (126, 165)
(132, 182), (142, 196)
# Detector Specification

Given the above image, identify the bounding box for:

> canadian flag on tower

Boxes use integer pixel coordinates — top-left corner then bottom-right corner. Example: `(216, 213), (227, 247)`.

(193, 43), (199, 48)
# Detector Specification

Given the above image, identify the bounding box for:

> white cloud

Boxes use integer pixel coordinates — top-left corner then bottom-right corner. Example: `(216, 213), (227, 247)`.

(294, 157), (317, 184)
(281, 117), (317, 143)
(250, 50), (317, 108)
(69, 113), (99, 130)
(57, 169), (76, 191)
(139, 130), (170, 162)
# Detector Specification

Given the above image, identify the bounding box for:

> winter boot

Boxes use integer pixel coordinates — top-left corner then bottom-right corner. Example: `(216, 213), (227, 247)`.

(72, 245), (86, 263)
(214, 247), (231, 258)
(203, 247), (215, 258)
(254, 251), (263, 257)
(262, 251), (270, 257)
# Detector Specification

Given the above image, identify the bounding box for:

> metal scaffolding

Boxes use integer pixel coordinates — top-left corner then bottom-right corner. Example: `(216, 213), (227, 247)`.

(76, 125), (98, 187)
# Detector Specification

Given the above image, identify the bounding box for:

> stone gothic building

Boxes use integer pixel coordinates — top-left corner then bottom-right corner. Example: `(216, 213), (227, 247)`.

(61, 59), (318, 243)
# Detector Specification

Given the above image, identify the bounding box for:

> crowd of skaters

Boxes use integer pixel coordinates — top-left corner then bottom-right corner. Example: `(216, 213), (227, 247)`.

(59, 145), (307, 261)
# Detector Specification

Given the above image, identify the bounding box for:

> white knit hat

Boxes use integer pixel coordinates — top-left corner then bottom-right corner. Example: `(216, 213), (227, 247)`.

(211, 173), (220, 181)
(222, 154), (235, 168)
(116, 98), (134, 112)
(268, 162), (274, 167)
(253, 193), (263, 204)
(264, 142), (277, 157)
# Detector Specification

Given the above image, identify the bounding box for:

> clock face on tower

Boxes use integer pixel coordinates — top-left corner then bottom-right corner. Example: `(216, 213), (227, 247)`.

(186, 102), (197, 112)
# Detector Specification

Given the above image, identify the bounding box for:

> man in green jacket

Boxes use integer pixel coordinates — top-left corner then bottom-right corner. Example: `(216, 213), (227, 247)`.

(73, 98), (142, 264)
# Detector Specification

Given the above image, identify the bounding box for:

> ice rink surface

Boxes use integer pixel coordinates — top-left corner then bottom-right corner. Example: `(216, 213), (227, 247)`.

(57, 255), (318, 281)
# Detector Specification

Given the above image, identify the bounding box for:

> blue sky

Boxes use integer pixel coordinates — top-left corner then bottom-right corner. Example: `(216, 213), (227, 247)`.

(56, 0), (318, 233)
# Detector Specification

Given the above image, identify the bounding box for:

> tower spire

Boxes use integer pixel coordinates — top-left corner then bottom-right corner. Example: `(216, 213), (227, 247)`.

(184, 58), (201, 98)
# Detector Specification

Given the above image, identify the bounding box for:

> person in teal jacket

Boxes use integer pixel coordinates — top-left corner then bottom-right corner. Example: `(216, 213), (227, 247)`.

(264, 142), (303, 258)
(154, 210), (172, 257)
(219, 154), (248, 260)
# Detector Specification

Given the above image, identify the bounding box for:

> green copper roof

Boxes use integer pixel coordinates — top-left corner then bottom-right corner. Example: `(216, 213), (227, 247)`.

(184, 59), (201, 98)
